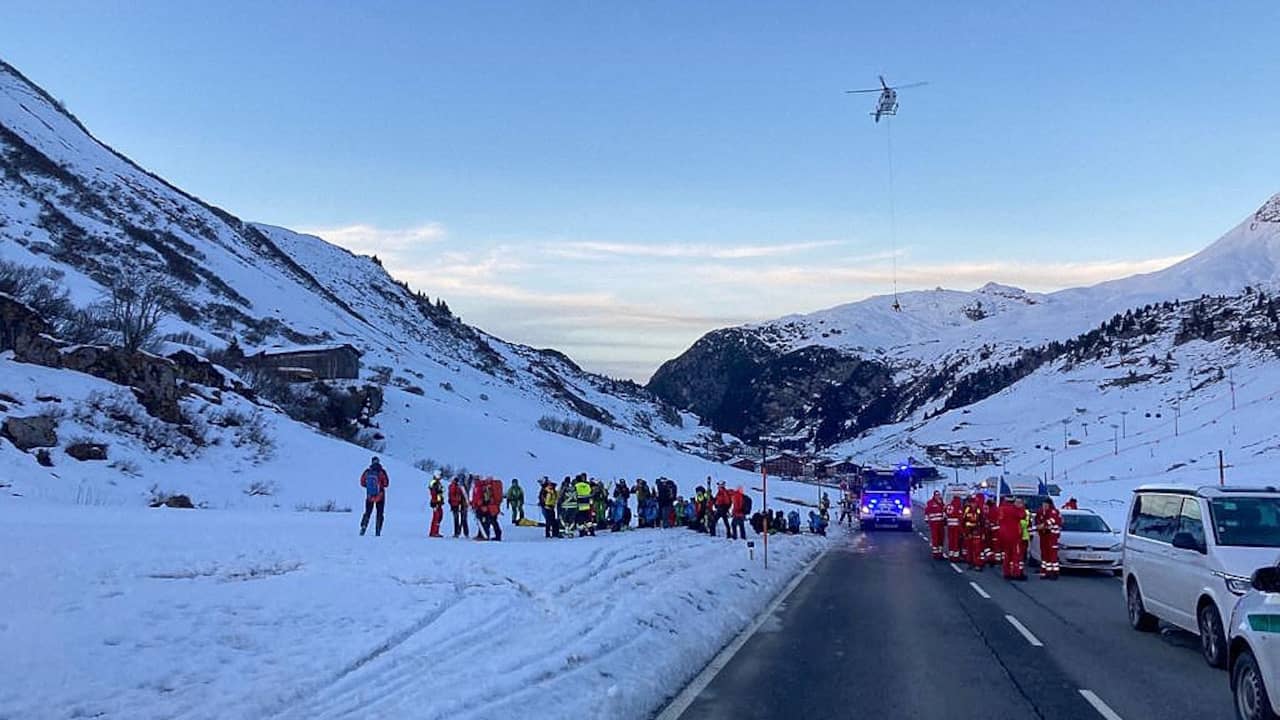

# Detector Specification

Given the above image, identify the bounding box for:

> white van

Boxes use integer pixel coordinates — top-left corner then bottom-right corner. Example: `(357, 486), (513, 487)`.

(1122, 484), (1280, 669)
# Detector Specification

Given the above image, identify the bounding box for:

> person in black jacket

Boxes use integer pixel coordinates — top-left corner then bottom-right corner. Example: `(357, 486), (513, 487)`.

(656, 477), (677, 528)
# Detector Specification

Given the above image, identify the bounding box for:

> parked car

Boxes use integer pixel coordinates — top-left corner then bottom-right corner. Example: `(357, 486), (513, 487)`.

(1228, 564), (1280, 720)
(1030, 508), (1122, 574)
(1122, 484), (1280, 669)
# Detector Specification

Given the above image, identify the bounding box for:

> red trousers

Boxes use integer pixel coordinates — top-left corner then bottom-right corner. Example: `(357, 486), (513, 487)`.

(1002, 538), (1025, 578)
(1039, 534), (1060, 577)
(928, 522), (945, 558)
(989, 532), (1004, 564)
(967, 533), (985, 569)
(946, 524), (964, 560)
(429, 505), (443, 537)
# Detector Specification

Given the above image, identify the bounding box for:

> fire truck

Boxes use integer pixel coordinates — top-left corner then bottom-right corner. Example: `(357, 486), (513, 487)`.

(858, 467), (913, 531)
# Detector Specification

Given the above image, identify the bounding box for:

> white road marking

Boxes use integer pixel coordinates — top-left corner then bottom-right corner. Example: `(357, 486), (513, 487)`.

(969, 581), (991, 599)
(1005, 614), (1044, 647)
(918, 532), (928, 541)
(654, 547), (829, 720)
(949, 563), (964, 574)
(1079, 689), (1124, 720)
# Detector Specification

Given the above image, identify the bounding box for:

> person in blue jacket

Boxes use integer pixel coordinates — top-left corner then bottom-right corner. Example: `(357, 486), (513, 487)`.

(808, 510), (828, 536)
(787, 510), (801, 534)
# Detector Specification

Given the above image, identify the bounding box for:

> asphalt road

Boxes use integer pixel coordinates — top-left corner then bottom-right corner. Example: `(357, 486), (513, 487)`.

(669, 522), (1234, 720)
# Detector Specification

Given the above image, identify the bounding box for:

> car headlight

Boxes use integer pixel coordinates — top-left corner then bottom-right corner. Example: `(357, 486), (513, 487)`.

(1218, 573), (1252, 596)
(1108, 543), (1122, 552)
(902, 507), (912, 517)
(861, 506), (872, 516)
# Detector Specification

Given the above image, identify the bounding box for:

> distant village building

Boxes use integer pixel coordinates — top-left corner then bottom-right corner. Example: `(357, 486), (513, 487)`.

(249, 344), (361, 381)
(830, 460), (861, 477)
(727, 457), (758, 472)
(763, 453), (805, 479)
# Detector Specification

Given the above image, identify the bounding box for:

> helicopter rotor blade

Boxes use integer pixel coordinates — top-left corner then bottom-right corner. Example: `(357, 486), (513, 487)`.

(887, 81), (929, 90)
(844, 88), (883, 94)
(879, 75), (888, 89)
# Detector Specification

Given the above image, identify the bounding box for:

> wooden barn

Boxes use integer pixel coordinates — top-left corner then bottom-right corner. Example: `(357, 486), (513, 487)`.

(250, 344), (361, 380)
(727, 457), (758, 472)
(763, 453), (805, 479)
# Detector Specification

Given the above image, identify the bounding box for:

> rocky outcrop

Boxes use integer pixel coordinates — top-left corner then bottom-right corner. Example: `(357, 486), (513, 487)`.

(66, 441), (108, 461)
(60, 345), (183, 422)
(0, 295), (247, 423)
(649, 328), (903, 447)
(648, 328), (779, 429)
(0, 292), (51, 356)
(168, 349), (250, 398)
(2, 415), (58, 450)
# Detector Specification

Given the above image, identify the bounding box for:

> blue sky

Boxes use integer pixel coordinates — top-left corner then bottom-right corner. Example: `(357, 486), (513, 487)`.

(4, 1), (1278, 379)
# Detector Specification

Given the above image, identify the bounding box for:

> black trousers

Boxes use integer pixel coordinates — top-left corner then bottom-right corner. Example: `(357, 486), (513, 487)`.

(360, 498), (385, 535)
(480, 512), (503, 541)
(542, 507), (559, 537)
(451, 507), (469, 537)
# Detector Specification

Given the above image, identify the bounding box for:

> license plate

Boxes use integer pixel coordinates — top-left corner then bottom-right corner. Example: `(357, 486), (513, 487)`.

(1080, 553), (1105, 561)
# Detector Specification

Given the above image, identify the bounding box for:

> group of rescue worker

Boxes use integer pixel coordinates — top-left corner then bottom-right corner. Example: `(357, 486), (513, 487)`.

(359, 456), (832, 541)
(535, 474), (782, 539)
(532, 477), (832, 539)
(922, 490), (1065, 580)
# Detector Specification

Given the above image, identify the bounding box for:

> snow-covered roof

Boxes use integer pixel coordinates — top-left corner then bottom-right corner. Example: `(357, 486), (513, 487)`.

(256, 343), (360, 357)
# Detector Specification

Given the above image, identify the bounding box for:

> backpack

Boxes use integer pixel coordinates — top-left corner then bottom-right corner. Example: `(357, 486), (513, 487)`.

(741, 494), (753, 515)
(363, 468), (382, 497)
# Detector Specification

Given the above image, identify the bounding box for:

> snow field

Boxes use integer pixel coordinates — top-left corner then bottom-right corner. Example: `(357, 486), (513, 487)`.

(0, 502), (825, 720)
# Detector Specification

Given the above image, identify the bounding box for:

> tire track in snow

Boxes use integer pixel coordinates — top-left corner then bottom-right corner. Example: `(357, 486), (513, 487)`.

(266, 593), (466, 720)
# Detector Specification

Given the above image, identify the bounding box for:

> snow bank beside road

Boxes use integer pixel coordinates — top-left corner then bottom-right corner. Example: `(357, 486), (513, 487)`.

(0, 503), (825, 720)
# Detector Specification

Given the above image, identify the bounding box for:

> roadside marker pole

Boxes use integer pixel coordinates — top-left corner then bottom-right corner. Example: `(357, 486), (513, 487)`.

(761, 445), (769, 570)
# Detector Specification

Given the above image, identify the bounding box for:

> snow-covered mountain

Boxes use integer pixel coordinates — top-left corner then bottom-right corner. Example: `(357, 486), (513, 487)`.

(0, 58), (742, 507)
(650, 194), (1280, 451)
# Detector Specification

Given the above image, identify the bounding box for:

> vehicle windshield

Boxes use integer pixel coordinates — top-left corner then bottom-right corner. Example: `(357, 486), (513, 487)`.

(863, 475), (907, 492)
(1061, 514), (1111, 533)
(1209, 497), (1280, 548)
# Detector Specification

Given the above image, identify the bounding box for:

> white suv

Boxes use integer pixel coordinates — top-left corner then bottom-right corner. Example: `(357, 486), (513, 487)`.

(1122, 485), (1280, 669)
(1229, 565), (1280, 720)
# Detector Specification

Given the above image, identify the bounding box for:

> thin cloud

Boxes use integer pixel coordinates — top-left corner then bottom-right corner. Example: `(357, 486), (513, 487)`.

(696, 254), (1192, 291)
(300, 223), (447, 257)
(544, 239), (842, 260)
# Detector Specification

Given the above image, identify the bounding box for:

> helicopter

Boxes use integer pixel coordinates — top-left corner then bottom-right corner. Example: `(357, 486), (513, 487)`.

(845, 75), (928, 123)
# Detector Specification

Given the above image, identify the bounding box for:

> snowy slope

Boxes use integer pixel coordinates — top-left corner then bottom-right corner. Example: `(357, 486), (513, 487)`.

(0, 57), (737, 498)
(651, 195), (1280, 449)
(734, 195), (1280, 364)
(0, 56), (833, 720)
(845, 292), (1280, 530)
(0, 485), (825, 720)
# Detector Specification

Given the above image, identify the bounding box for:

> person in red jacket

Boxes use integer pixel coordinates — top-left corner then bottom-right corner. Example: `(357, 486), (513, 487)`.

(713, 481), (733, 538)
(986, 498), (1002, 567)
(924, 491), (946, 559)
(470, 477), (488, 540)
(427, 472), (445, 538)
(729, 487), (748, 540)
(1063, 497), (1078, 510)
(944, 495), (965, 562)
(469, 477), (504, 541)
(447, 475), (469, 538)
(481, 477), (503, 541)
(999, 498), (1028, 580)
(359, 457), (389, 537)
(962, 494), (987, 570)
(1036, 498), (1063, 580)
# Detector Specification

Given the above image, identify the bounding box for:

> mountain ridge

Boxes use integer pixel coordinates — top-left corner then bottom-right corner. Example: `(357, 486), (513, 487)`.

(0, 56), (743, 500)
(649, 194), (1280, 450)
